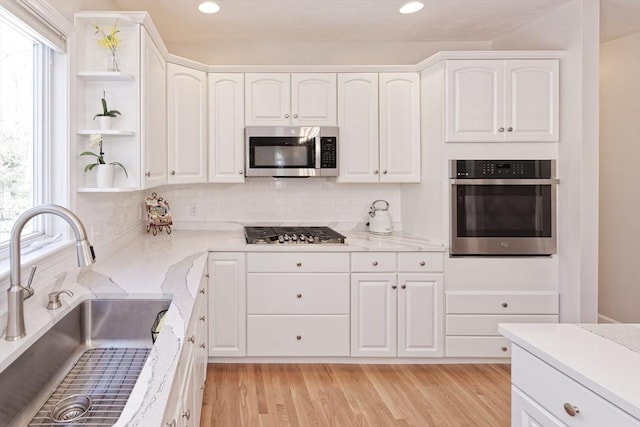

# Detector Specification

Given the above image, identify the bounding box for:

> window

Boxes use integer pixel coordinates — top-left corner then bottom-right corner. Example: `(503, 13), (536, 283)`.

(0, 14), (52, 246)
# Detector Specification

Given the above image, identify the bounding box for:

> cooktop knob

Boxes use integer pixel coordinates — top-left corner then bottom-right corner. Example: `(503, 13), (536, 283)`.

(291, 234), (298, 241)
(278, 235), (285, 243)
(299, 234), (306, 241)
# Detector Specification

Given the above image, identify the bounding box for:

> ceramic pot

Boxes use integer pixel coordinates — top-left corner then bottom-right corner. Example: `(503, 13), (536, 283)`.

(95, 164), (115, 188)
(97, 116), (112, 131)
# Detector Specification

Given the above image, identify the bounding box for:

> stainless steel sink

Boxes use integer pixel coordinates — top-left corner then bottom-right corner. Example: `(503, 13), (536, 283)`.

(0, 298), (171, 426)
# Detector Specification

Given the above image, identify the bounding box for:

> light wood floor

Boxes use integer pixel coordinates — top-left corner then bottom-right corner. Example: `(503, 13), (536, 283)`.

(201, 363), (511, 427)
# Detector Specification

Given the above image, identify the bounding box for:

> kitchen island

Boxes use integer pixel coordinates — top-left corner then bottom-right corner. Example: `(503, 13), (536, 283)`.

(0, 226), (443, 426)
(500, 323), (640, 426)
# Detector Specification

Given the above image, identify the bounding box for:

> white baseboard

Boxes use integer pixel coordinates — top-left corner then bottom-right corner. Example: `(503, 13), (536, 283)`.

(597, 313), (620, 323)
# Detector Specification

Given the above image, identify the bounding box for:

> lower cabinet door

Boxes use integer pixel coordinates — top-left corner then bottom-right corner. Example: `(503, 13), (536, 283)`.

(247, 315), (350, 356)
(512, 386), (565, 427)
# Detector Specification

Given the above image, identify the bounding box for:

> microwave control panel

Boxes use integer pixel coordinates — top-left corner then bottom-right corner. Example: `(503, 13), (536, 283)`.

(320, 137), (337, 169)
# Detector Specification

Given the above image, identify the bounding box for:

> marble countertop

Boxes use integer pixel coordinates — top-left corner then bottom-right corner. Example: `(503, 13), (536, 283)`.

(499, 323), (640, 420)
(0, 227), (442, 425)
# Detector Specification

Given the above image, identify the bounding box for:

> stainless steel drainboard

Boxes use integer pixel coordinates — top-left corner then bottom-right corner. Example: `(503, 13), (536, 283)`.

(29, 347), (150, 426)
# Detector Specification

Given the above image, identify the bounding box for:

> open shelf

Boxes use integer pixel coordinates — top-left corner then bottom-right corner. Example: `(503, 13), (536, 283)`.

(77, 71), (135, 81)
(77, 129), (135, 136)
(78, 187), (138, 193)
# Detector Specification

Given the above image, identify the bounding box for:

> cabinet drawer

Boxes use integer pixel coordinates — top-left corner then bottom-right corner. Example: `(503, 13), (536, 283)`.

(351, 252), (397, 272)
(247, 273), (349, 314)
(512, 346), (639, 427)
(446, 292), (558, 314)
(398, 252), (444, 272)
(445, 336), (512, 358)
(247, 252), (349, 272)
(446, 314), (559, 336)
(247, 315), (350, 356)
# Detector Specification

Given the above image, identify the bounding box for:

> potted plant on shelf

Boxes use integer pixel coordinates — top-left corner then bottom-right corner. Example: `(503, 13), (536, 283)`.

(94, 91), (121, 130)
(81, 133), (128, 188)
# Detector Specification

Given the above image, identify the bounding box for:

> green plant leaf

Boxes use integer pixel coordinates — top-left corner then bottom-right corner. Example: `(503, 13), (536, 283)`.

(101, 97), (109, 115)
(84, 163), (97, 173)
(80, 151), (100, 158)
(110, 161), (128, 177)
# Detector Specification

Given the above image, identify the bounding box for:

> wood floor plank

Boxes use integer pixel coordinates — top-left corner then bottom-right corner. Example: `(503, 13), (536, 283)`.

(200, 363), (511, 427)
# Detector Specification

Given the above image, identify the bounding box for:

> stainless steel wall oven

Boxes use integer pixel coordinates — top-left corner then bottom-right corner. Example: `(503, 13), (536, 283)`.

(450, 160), (558, 256)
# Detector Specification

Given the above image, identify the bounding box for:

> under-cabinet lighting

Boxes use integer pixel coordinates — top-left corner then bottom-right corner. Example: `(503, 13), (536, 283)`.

(198, 1), (220, 14)
(399, 1), (424, 14)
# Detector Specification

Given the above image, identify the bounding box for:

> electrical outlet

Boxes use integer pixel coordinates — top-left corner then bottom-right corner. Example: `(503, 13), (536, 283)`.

(189, 204), (198, 216)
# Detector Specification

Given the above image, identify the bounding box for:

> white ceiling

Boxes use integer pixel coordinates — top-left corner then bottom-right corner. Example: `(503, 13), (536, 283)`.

(46, 0), (640, 64)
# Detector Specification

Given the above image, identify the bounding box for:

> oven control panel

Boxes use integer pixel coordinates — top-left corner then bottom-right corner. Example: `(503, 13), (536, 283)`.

(451, 160), (554, 179)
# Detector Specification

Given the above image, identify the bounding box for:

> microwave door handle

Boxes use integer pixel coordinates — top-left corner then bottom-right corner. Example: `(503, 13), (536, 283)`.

(450, 178), (559, 185)
(315, 135), (321, 170)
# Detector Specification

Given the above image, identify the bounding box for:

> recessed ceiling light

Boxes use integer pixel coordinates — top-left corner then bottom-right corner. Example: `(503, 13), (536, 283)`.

(198, 1), (220, 14)
(399, 1), (424, 14)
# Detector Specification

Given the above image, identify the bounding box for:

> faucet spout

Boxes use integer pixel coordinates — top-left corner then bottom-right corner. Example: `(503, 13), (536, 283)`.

(5, 205), (95, 341)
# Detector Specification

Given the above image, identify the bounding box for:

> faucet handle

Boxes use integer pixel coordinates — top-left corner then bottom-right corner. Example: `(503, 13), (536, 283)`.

(47, 289), (73, 310)
(22, 265), (37, 300)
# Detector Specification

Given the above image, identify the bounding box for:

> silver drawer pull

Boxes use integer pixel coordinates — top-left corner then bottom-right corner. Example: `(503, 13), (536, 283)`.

(501, 346), (508, 352)
(182, 409), (191, 420)
(391, 285), (397, 290)
(188, 335), (195, 343)
(199, 315), (206, 322)
(166, 420), (176, 427)
(419, 261), (426, 266)
(563, 403), (580, 417)
(296, 293), (302, 299)
(200, 343), (206, 349)
(401, 284), (406, 289)
(200, 288), (205, 294)
(372, 261), (378, 266)
(501, 302), (508, 308)
(296, 262), (302, 267)
(296, 335), (302, 340)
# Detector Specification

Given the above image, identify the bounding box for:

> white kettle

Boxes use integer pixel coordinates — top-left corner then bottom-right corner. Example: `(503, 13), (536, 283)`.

(368, 199), (393, 235)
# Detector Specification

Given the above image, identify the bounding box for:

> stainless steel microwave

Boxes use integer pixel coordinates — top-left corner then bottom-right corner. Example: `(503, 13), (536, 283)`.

(245, 126), (338, 177)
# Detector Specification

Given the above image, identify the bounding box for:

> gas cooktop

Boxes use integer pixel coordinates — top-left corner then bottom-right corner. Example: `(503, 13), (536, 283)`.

(244, 226), (346, 245)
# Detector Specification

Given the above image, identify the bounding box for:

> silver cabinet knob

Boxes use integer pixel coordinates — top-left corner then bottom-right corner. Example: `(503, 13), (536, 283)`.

(284, 114), (290, 118)
(166, 420), (176, 427)
(182, 409), (191, 420)
(170, 170), (175, 175)
(392, 285), (397, 290)
(372, 261), (378, 266)
(501, 302), (508, 308)
(374, 170), (379, 174)
(200, 288), (205, 294)
(296, 335), (302, 340)
(296, 293), (302, 299)
(563, 403), (580, 417)
(382, 170), (388, 175)
(188, 335), (195, 343)
(507, 127), (513, 132)
(419, 261), (426, 266)
(401, 284), (406, 289)
(200, 343), (206, 349)
(145, 171), (151, 177)
(296, 262), (302, 267)
(239, 170), (243, 174)
(501, 346), (508, 352)
(293, 114), (298, 118)
(199, 315), (206, 322)
(498, 127), (505, 132)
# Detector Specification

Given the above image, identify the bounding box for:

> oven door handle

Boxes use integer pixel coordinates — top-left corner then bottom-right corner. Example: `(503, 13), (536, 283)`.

(450, 178), (559, 185)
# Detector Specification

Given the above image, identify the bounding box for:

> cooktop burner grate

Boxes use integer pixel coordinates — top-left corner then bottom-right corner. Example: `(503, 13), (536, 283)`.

(244, 226), (346, 244)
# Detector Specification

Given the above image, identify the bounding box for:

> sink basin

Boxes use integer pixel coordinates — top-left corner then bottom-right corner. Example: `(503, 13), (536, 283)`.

(0, 298), (171, 426)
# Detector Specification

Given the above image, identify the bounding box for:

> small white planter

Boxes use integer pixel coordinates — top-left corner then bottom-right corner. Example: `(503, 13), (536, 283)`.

(97, 116), (112, 131)
(95, 164), (115, 188)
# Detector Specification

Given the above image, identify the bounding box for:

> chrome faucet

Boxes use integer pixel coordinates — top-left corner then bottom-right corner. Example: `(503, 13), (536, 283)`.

(5, 205), (95, 341)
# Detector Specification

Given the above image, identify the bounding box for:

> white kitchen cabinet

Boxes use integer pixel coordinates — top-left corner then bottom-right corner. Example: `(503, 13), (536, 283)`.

(75, 14), (167, 192)
(445, 291), (559, 358)
(141, 28), (168, 188)
(208, 253), (246, 357)
(445, 59), (559, 142)
(379, 73), (421, 182)
(208, 73), (245, 183)
(246, 252), (350, 357)
(511, 345), (640, 427)
(337, 73), (420, 183)
(351, 252), (443, 357)
(245, 73), (337, 126)
(167, 63), (207, 184)
(161, 267), (208, 427)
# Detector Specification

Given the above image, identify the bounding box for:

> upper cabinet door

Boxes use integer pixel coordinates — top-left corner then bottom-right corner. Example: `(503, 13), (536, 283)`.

(337, 73), (379, 183)
(167, 63), (207, 184)
(209, 73), (245, 183)
(245, 73), (290, 126)
(445, 60), (503, 142)
(291, 73), (337, 125)
(141, 29), (167, 189)
(504, 60), (559, 142)
(379, 73), (421, 183)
